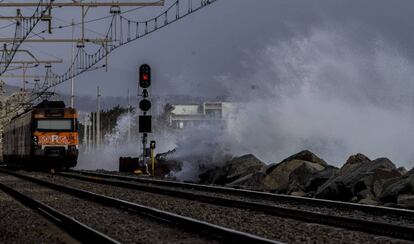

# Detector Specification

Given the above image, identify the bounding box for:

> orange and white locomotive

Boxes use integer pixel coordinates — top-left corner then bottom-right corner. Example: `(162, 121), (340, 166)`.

(3, 100), (79, 168)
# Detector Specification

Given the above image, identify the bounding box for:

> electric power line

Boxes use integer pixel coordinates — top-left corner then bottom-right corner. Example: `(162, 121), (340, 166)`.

(8, 0), (218, 115)
(0, 0), (53, 75)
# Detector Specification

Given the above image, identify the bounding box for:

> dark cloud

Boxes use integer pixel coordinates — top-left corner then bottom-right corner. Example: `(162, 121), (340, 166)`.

(1, 0), (414, 98)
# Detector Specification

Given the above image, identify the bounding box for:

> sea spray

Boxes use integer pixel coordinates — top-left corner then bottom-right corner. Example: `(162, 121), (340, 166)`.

(220, 28), (414, 167)
(76, 112), (140, 170)
(78, 27), (414, 175)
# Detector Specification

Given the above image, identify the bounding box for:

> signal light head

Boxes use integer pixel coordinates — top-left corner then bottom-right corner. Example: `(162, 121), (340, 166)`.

(139, 64), (151, 88)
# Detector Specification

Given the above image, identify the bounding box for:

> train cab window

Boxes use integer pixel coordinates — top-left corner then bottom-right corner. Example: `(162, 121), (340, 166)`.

(36, 119), (74, 131)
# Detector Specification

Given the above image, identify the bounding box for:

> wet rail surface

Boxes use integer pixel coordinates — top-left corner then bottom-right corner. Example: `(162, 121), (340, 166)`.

(0, 168), (281, 244)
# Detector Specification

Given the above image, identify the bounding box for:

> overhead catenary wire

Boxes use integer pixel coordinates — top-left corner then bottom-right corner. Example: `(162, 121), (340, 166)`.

(2, 0), (179, 73)
(39, 0), (217, 90)
(10, 3), (148, 64)
(2, 2), (110, 41)
(0, 0), (54, 75)
(31, 5), (148, 37)
(7, 0), (218, 115)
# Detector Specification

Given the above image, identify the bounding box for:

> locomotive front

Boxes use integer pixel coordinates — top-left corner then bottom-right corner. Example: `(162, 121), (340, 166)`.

(32, 101), (79, 167)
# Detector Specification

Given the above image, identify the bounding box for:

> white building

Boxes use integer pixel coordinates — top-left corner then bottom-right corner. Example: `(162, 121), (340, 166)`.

(168, 102), (236, 129)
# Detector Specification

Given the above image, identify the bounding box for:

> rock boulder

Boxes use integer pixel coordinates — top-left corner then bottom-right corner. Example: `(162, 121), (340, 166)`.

(305, 166), (339, 193)
(315, 157), (397, 201)
(263, 158), (325, 193)
(279, 150), (328, 167)
(226, 172), (269, 191)
(287, 162), (325, 193)
(340, 153), (370, 175)
(225, 154), (266, 182)
(199, 154), (265, 185)
(379, 175), (414, 203)
(371, 168), (403, 197)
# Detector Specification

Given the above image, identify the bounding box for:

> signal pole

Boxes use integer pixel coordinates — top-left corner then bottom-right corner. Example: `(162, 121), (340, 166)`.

(70, 19), (75, 108)
(138, 64), (153, 174)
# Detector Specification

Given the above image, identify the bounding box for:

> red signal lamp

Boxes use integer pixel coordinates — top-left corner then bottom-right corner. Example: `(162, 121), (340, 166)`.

(139, 64), (151, 88)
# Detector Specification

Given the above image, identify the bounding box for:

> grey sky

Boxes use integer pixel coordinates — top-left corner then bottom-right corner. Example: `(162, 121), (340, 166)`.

(5, 0), (414, 165)
(1, 0), (414, 99)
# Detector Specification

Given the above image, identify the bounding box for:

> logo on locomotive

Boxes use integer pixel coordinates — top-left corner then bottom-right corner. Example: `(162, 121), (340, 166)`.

(36, 133), (77, 145)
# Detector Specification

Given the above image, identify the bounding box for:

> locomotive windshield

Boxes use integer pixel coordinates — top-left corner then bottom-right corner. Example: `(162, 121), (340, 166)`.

(36, 119), (74, 131)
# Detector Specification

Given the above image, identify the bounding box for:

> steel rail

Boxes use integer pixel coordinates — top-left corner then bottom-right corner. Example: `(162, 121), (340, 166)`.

(0, 168), (280, 244)
(58, 171), (414, 241)
(0, 181), (120, 244)
(69, 170), (414, 218)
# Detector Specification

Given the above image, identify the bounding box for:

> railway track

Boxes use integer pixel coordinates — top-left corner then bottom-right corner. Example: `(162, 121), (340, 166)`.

(56, 169), (414, 242)
(0, 186), (83, 244)
(0, 180), (119, 244)
(68, 169), (414, 218)
(0, 168), (280, 244)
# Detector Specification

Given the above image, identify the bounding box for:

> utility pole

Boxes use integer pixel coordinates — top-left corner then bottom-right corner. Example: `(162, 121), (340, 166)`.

(83, 114), (88, 151)
(92, 112), (95, 150)
(88, 114), (92, 152)
(127, 88), (131, 143)
(22, 63), (27, 92)
(97, 86), (101, 149)
(0, 80), (4, 163)
(70, 19), (75, 108)
(0, 79), (5, 129)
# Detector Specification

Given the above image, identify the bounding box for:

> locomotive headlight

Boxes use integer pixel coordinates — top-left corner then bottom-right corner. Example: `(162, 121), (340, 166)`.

(33, 136), (38, 145)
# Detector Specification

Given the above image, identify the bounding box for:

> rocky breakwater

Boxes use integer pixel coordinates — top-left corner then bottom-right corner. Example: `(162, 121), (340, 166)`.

(199, 150), (414, 209)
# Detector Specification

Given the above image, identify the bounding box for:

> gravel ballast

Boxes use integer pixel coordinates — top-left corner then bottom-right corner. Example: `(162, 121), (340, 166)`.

(142, 180), (414, 228)
(71, 171), (414, 228)
(0, 185), (79, 244)
(28, 171), (411, 243)
(0, 174), (217, 244)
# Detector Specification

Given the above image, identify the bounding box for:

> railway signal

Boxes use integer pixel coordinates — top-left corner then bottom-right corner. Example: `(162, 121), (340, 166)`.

(138, 64), (155, 175)
(139, 64), (151, 89)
